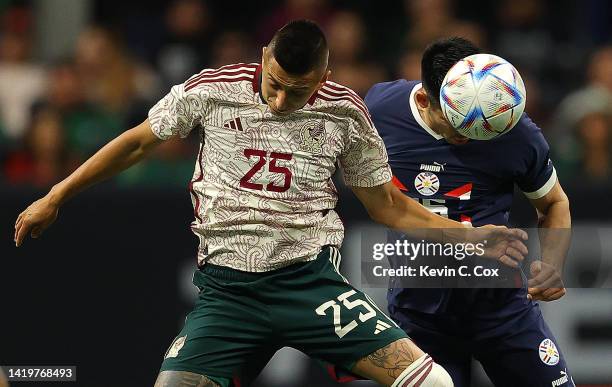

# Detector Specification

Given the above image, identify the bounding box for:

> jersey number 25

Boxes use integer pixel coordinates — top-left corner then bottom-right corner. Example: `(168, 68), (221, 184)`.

(240, 148), (293, 192)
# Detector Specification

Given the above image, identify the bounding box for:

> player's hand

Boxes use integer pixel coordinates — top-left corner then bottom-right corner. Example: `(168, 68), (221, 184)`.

(527, 260), (566, 302)
(476, 225), (528, 268)
(14, 195), (59, 247)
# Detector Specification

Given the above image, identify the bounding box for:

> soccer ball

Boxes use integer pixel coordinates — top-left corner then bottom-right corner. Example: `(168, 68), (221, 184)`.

(440, 53), (526, 140)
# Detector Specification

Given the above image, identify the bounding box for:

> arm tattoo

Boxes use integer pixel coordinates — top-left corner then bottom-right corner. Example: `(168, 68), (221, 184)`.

(154, 371), (220, 387)
(366, 339), (419, 379)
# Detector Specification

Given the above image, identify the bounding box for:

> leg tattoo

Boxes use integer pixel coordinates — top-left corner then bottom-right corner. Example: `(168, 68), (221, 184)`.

(352, 338), (426, 385)
(154, 371), (220, 387)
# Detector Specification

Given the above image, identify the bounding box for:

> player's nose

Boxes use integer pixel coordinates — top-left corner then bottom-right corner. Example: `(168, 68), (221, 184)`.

(275, 91), (288, 111)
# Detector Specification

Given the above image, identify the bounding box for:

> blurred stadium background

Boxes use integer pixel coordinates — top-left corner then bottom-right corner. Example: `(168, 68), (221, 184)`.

(0, 0), (610, 386)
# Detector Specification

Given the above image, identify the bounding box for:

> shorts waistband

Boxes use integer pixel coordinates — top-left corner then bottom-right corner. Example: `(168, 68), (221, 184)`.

(199, 246), (334, 282)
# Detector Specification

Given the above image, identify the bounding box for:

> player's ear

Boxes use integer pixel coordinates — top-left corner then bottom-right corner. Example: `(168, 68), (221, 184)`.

(415, 88), (430, 109)
(317, 69), (331, 89)
(261, 47), (267, 65)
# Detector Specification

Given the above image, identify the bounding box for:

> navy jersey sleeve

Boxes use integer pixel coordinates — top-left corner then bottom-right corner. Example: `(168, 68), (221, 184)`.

(514, 114), (557, 199)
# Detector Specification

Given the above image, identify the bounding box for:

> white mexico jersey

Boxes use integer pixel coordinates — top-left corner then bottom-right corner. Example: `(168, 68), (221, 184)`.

(148, 63), (391, 272)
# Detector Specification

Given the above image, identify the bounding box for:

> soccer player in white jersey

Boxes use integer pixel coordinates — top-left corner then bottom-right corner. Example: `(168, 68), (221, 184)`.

(14, 20), (527, 387)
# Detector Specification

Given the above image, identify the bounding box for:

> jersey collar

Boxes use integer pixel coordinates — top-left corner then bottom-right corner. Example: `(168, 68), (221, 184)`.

(409, 83), (444, 140)
(252, 64), (266, 104)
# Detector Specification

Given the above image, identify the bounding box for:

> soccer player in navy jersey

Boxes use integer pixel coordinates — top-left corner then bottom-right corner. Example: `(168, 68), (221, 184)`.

(365, 37), (574, 387)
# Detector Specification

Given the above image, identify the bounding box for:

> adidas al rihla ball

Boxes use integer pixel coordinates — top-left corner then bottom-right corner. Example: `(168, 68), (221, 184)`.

(440, 53), (526, 140)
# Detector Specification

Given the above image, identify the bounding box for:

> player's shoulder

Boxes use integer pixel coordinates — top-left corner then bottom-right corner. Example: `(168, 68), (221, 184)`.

(183, 62), (259, 92)
(492, 112), (549, 155)
(314, 80), (371, 121)
(501, 113), (546, 143)
(365, 79), (418, 112)
(366, 79), (416, 100)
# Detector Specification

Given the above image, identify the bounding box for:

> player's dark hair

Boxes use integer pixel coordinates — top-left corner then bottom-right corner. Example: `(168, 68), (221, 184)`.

(421, 37), (481, 108)
(269, 19), (328, 75)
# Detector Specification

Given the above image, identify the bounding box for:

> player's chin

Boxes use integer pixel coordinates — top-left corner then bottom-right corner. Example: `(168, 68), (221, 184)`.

(448, 136), (470, 145)
(270, 106), (294, 116)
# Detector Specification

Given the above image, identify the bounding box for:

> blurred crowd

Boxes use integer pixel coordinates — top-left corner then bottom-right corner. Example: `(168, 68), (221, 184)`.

(0, 0), (610, 190)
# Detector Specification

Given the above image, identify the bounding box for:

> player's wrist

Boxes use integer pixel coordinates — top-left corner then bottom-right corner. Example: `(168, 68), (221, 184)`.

(47, 184), (68, 207)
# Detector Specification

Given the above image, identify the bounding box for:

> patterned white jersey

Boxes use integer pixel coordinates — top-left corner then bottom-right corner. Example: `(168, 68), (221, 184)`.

(148, 63), (391, 272)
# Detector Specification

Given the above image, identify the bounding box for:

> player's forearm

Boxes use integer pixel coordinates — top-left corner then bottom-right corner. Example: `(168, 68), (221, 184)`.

(538, 199), (571, 266)
(48, 124), (159, 206)
(374, 188), (466, 232)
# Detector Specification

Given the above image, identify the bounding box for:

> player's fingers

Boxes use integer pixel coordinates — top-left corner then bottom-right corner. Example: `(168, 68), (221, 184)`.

(498, 255), (519, 268)
(548, 288), (566, 301)
(15, 220), (32, 247)
(14, 216), (24, 239)
(530, 273), (559, 290)
(15, 216), (24, 232)
(527, 272), (548, 288)
(509, 239), (528, 256)
(15, 211), (25, 227)
(504, 246), (525, 263)
(528, 287), (545, 300)
(541, 287), (565, 301)
(532, 288), (564, 302)
(530, 260), (542, 276)
(501, 228), (528, 241)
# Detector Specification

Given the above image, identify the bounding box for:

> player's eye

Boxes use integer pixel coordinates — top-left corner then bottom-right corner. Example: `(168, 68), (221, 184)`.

(268, 80), (281, 90)
(289, 89), (310, 97)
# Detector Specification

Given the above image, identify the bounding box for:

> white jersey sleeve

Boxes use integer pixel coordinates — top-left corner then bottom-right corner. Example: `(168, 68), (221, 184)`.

(148, 81), (209, 140)
(338, 104), (392, 187)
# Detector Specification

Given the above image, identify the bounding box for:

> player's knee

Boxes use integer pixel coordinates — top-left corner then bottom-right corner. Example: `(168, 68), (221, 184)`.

(153, 370), (220, 387)
(391, 354), (453, 387)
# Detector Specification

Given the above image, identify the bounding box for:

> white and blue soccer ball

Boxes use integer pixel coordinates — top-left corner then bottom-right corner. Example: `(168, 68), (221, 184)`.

(440, 53), (526, 140)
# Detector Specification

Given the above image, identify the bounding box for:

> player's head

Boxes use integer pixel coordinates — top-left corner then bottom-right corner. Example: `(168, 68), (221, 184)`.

(416, 37), (481, 145)
(261, 20), (330, 115)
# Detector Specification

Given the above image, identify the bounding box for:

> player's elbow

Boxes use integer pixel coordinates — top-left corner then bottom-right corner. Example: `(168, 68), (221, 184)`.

(367, 199), (403, 229)
(367, 207), (393, 227)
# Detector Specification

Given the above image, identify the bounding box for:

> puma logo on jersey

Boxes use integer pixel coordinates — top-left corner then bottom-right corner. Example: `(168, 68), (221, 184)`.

(223, 117), (243, 131)
(551, 369), (569, 386)
(420, 162), (445, 172)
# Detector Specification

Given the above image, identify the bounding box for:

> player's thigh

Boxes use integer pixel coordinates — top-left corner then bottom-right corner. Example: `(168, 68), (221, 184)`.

(159, 274), (276, 386)
(277, 247), (411, 380)
(474, 308), (574, 387)
(388, 305), (472, 387)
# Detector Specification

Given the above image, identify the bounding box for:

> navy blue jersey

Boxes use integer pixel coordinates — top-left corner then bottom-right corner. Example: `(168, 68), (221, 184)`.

(365, 80), (557, 313)
(366, 79), (556, 226)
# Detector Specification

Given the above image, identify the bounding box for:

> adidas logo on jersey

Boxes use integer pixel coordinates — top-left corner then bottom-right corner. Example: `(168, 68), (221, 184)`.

(420, 162), (445, 173)
(374, 320), (392, 335)
(223, 117), (243, 131)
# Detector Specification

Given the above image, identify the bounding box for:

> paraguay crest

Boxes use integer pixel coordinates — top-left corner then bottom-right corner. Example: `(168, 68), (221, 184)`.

(414, 172), (439, 196)
(300, 119), (325, 154)
(538, 338), (560, 366)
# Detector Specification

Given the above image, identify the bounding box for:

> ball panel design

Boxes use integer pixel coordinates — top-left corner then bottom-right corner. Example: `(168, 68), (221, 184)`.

(439, 53), (527, 140)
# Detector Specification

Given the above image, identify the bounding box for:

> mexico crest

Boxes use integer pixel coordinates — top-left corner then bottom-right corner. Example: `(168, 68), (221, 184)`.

(300, 120), (325, 154)
(414, 172), (439, 196)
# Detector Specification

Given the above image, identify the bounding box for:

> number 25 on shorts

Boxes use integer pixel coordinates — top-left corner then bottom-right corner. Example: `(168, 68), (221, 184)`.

(315, 290), (376, 338)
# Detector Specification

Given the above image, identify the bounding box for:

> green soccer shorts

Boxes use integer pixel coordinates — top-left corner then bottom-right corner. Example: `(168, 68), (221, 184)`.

(159, 246), (408, 387)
